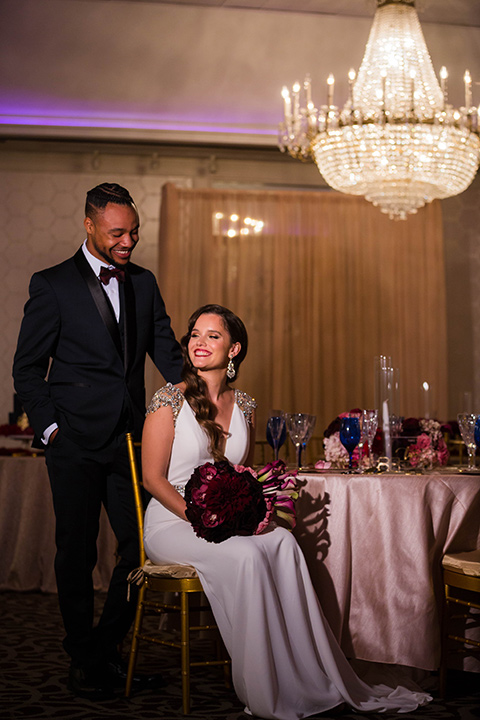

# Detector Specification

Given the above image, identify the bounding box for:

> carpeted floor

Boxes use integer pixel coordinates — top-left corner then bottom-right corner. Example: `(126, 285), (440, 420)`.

(0, 591), (478, 720)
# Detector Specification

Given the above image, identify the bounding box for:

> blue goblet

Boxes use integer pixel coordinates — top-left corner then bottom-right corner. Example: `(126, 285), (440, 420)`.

(340, 416), (361, 470)
(475, 415), (480, 451)
(266, 414), (286, 461)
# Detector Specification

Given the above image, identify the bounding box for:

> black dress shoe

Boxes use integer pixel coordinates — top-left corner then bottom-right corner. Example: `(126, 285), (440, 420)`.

(67, 662), (115, 700)
(105, 658), (167, 692)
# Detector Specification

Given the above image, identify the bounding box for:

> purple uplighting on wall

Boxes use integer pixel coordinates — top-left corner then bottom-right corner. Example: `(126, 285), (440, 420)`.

(0, 115), (275, 135)
(0, 98), (277, 138)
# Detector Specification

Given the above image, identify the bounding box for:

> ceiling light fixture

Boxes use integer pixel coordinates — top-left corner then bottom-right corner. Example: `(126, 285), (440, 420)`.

(278, 0), (480, 220)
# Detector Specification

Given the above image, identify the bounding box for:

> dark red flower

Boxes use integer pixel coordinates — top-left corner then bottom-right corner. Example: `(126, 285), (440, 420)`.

(0, 423), (33, 437)
(185, 460), (269, 544)
(402, 417), (422, 436)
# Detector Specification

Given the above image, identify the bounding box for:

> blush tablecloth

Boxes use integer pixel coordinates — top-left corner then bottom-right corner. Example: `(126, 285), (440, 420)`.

(0, 456), (117, 593)
(293, 471), (480, 672)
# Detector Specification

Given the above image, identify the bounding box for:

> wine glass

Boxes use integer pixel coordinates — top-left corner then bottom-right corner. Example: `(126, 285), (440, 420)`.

(266, 412), (286, 461)
(301, 414), (317, 467)
(457, 413), (477, 471)
(340, 416), (361, 471)
(357, 414), (367, 472)
(285, 413), (311, 468)
(363, 409), (379, 464)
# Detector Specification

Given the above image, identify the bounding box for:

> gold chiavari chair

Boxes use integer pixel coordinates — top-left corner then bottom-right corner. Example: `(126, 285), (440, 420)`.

(124, 432), (231, 713)
(439, 550), (480, 696)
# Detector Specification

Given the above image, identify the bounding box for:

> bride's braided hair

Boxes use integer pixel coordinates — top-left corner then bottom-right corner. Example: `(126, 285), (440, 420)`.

(180, 304), (248, 461)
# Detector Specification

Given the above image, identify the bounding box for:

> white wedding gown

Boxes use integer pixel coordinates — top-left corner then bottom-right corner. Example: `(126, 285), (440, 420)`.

(144, 385), (431, 720)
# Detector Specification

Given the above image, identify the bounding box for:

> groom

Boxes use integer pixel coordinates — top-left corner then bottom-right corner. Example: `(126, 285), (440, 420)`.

(13, 183), (183, 699)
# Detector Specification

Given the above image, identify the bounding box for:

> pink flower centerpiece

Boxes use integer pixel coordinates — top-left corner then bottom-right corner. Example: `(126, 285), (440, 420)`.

(403, 418), (449, 469)
(320, 409), (372, 470)
(318, 411), (449, 471)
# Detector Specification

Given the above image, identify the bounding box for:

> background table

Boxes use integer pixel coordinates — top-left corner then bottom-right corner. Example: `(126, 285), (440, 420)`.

(0, 456), (117, 593)
(294, 470), (480, 672)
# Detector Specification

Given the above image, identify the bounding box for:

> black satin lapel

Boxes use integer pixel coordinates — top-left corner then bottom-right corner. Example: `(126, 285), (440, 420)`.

(122, 271), (137, 377)
(73, 249), (123, 358)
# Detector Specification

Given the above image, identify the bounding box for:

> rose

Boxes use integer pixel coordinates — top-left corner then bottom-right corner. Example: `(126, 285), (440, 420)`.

(402, 417), (422, 436)
(185, 460), (298, 543)
(324, 428), (372, 470)
(323, 411), (449, 469)
(323, 408), (362, 439)
(0, 423), (33, 436)
(416, 433), (431, 451)
(324, 433), (349, 467)
(186, 460), (269, 543)
(437, 437), (449, 466)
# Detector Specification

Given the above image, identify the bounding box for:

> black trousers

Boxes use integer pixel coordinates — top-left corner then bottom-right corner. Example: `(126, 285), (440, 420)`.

(45, 430), (140, 668)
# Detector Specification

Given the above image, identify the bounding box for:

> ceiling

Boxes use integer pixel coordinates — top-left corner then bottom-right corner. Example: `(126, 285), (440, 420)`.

(2, 0), (479, 145)
(73, 0), (480, 27)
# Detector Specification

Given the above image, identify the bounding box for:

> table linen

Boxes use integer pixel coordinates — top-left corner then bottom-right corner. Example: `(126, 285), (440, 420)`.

(0, 457), (117, 592)
(294, 471), (480, 671)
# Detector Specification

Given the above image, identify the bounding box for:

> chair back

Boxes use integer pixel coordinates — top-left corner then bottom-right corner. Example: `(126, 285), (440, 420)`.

(124, 436), (231, 711)
(126, 431), (146, 566)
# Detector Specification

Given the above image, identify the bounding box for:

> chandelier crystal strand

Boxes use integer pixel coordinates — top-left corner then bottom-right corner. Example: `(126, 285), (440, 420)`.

(278, 0), (480, 220)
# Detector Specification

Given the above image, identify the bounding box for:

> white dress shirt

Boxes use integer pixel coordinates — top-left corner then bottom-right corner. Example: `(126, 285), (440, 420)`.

(82, 240), (121, 321)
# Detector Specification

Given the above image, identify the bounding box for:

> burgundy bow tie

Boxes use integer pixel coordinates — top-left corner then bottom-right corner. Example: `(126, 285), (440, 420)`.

(99, 266), (126, 285)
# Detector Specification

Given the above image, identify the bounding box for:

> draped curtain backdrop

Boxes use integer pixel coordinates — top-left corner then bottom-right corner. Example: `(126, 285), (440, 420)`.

(158, 183), (447, 446)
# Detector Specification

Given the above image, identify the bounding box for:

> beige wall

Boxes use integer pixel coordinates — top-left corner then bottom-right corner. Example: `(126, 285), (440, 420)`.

(442, 173), (480, 416)
(1, 140), (479, 428)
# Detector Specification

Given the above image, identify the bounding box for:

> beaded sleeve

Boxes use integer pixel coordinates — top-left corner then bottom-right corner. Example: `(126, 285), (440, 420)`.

(146, 383), (184, 426)
(234, 389), (257, 425)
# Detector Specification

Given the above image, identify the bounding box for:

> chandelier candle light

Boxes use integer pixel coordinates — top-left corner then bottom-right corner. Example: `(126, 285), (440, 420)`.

(278, 0), (480, 220)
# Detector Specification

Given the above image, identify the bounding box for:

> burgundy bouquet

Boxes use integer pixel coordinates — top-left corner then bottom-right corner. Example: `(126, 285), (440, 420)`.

(185, 460), (298, 544)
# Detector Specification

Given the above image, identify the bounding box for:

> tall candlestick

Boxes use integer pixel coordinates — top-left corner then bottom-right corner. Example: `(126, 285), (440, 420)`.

(348, 68), (356, 108)
(282, 86), (291, 120)
(440, 66), (448, 108)
(382, 400), (392, 467)
(464, 69), (472, 108)
(292, 82), (300, 125)
(374, 355), (391, 413)
(304, 75), (312, 107)
(281, 86), (292, 137)
(327, 74), (335, 107)
(423, 381), (430, 419)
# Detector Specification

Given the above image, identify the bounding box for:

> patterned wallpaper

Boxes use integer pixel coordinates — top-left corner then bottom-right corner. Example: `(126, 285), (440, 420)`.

(1, 145), (479, 427)
(1, 165), (191, 423)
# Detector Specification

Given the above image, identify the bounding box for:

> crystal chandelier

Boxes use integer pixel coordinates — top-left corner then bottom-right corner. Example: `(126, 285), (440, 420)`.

(278, 0), (480, 220)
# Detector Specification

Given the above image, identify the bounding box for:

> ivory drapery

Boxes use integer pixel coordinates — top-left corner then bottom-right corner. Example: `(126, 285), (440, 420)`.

(158, 183), (447, 446)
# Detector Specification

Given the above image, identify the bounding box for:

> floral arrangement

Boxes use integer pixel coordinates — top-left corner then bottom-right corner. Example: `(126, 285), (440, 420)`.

(185, 460), (298, 544)
(318, 410), (449, 471)
(402, 418), (449, 469)
(0, 422), (33, 437)
(320, 409), (371, 470)
(321, 432), (350, 469)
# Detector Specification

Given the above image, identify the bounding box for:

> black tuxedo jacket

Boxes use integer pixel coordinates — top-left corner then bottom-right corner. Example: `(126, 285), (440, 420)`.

(13, 248), (183, 449)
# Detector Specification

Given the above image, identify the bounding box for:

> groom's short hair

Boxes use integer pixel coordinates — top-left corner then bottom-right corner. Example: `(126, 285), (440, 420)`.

(85, 183), (136, 219)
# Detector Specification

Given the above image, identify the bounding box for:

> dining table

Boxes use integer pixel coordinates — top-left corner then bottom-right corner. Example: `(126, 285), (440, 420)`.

(293, 469), (480, 673)
(0, 455), (117, 593)
(2, 451), (479, 674)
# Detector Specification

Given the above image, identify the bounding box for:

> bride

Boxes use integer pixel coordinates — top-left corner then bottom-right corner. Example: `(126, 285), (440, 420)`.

(142, 304), (431, 720)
